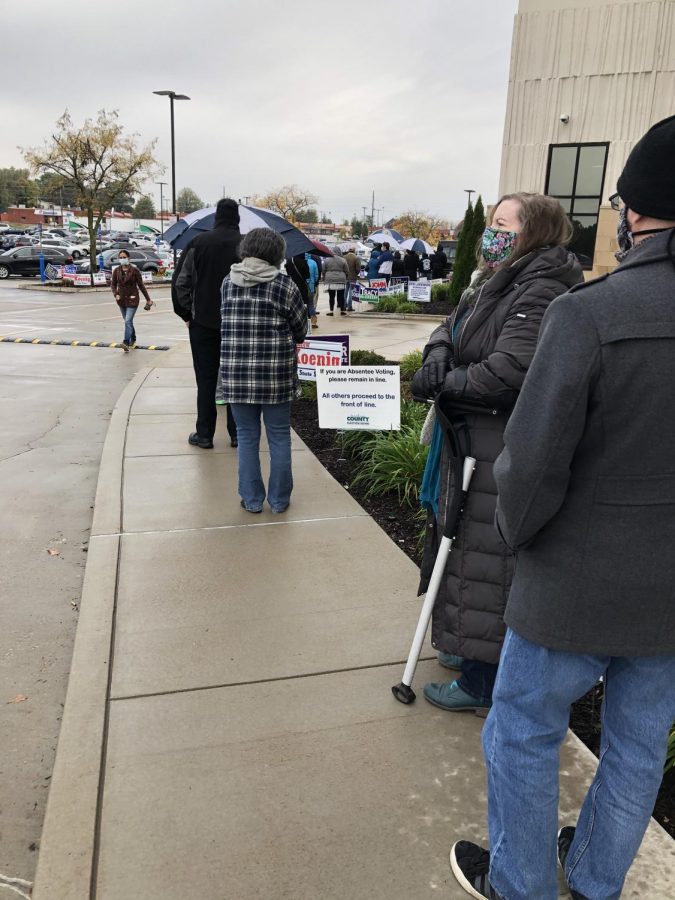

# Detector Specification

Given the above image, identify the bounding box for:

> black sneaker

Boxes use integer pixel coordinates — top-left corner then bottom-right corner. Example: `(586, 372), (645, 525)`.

(450, 841), (502, 899)
(558, 825), (575, 872)
(558, 827), (589, 899)
(188, 432), (214, 449)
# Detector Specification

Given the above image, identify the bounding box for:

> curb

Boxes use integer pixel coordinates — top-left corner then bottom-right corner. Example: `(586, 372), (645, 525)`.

(31, 364), (154, 900)
(349, 311), (447, 322)
(1, 337), (171, 350)
(16, 283), (173, 293)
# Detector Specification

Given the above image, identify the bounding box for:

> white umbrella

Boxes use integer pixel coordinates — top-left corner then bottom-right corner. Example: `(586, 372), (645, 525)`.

(401, 237), (434, 254)
(367, 231), (402, 250)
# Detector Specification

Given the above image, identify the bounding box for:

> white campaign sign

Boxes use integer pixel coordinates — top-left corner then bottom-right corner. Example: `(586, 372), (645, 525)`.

(316, 366), (400, 431)
(408, 281), (432, 302)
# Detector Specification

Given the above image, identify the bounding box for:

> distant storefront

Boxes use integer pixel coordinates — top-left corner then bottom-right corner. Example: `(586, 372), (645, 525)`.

(498, 0), (675, 276)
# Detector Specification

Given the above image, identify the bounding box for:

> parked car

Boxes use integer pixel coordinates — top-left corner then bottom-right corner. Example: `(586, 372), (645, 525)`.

(0, 246), (74, 278)
(36, 237), (89, 258)
(125, 233), (158, 249)
(77, 248), (162, 275)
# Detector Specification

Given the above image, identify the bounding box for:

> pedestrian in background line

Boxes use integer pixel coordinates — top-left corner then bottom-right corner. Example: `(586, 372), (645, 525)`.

(173, 198), (241, 449)
(431, 244), (448, 279)
(404, 248), (419, 281)
(322, 252), (349, 315)
(111, 249), (154, 352)
(392, 250), (405, 278)
(220, 229), (308, 514)
(343, 246), (362, 311)
(366, 243), (382, 281)
(419, 252), (432, 279)
(376, 241), (394, 282)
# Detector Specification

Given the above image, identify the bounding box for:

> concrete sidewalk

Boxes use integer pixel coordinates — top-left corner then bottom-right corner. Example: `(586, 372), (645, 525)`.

(33, 340), (674, 899)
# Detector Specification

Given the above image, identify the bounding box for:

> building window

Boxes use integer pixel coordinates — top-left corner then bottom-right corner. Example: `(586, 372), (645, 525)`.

(545, 143), (609, 269)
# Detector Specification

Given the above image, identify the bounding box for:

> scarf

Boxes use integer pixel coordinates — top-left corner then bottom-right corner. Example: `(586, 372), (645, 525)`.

(229, 257), (279, 287)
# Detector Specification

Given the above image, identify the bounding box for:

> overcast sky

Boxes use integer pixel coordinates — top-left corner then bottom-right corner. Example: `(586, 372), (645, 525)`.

(1, 0), (518, 223)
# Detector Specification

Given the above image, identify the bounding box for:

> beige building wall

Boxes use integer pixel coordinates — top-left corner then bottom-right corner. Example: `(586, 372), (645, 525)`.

(499, 0), (675, 274)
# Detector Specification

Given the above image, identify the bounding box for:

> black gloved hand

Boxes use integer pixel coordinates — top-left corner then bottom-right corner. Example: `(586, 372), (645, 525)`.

(410, 347), (450, 399)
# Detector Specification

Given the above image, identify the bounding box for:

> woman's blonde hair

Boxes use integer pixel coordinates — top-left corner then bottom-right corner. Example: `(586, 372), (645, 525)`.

(479, 192), (573, 269)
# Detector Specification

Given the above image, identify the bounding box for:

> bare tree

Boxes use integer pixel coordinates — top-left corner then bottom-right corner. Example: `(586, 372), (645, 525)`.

(252, 184), (319, 222)
(23, 110), (160, 280)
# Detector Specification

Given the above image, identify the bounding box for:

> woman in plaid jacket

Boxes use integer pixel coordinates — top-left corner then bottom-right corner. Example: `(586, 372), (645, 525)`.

(220, 228), (308, 513)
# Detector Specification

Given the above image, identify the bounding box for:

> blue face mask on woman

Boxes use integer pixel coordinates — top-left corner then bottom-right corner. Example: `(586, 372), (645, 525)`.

(481, 226), (518, 268)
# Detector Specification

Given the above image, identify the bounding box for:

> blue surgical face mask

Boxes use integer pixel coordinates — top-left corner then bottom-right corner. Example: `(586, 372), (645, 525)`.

(481, 226), (518, 268)
(120, 257), (130, 266)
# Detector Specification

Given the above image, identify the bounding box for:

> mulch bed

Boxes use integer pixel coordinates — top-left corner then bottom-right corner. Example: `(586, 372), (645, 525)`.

(291, 394), (675, 839)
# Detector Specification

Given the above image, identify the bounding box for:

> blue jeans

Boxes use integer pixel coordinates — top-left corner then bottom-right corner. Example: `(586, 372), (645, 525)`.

(119, 305), (137, 345)
(459, 658), (498, 703)
(483, 628), (675, 900)
(344, 282), (353, 310)
(230, 402), (293, 512)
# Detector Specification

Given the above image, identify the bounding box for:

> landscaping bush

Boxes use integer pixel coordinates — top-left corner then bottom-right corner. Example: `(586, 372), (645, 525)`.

(399, 349), (424, 380)
(350, 349), (388, 365)
(431, 282), (453, 304)
(351, 425), (429, 507)
(300, 381), (317, 401)
(375, 295), (401, 313)
(400, 397), (427, 428)
(667, 726), (675, 774)
(396, 301), (419, 314)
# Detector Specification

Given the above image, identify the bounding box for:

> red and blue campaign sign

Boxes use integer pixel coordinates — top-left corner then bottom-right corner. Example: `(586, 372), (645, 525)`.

(296, 334), (350, 381)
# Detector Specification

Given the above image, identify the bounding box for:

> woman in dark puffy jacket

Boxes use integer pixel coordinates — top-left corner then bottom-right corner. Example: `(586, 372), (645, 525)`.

(411, 192), (583, 713)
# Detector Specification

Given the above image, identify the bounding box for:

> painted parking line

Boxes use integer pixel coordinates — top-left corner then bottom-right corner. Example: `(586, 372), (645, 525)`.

(0, 336), (171, 351)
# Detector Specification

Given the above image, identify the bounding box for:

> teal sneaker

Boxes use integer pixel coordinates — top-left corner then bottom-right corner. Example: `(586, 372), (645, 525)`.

(423, 680), (492, 712)
(438, 651), (463, 671)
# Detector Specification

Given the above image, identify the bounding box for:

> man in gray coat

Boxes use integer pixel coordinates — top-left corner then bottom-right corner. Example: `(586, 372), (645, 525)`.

(450, 116), (675, 900)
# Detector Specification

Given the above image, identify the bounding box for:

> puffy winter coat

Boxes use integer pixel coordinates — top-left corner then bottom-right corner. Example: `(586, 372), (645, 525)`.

(415, 246), (583, 663)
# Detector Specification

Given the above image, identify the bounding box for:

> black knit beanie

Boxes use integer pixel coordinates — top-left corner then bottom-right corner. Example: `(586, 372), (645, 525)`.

(215, 198), (240, 226)
(617, 114), (675, 220)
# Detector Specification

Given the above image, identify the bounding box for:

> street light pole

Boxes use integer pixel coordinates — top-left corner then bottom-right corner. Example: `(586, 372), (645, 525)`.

(464, 189), (476, 207)
(153, 90), (190, 262)
(155, 182), (167, 237)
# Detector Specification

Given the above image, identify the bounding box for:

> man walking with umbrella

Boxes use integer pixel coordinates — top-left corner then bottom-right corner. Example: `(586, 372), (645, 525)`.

(173, 198), (241, 449)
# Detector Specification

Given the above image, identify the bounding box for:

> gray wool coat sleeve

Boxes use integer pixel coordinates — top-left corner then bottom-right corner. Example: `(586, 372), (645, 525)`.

(494, 294), (601, 550)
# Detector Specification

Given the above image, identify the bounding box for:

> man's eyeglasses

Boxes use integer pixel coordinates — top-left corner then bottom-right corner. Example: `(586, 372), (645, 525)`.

(609, 193), (622, 211)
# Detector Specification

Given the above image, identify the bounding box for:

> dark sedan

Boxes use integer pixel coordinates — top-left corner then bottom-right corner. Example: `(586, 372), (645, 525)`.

(0, 246), (74, 279)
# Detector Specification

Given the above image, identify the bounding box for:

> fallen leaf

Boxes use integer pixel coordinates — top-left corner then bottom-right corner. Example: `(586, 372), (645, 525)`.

(47, 548), (60, 557)
(7, 694), (29, 704)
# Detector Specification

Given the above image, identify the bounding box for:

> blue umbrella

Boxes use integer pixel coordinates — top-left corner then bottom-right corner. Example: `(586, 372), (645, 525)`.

(163, 204), (317, 256)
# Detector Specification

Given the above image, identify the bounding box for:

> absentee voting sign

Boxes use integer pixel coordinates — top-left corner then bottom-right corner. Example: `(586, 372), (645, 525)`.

(408, 281), (432, 302)
(296, 334), (350, 381)
(316, 366), (400, 430)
